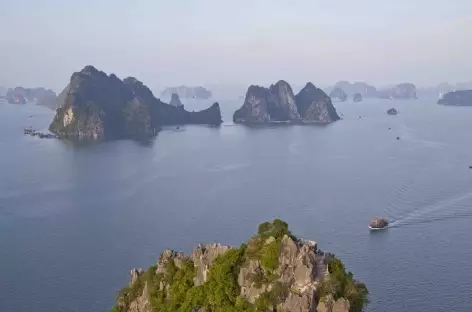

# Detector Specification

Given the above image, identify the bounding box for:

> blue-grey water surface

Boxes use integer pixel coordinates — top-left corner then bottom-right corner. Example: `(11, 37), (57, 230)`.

(1, 98), (472, 312)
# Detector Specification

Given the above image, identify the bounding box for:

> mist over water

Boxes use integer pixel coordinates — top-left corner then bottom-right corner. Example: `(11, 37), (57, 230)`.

(1, 98), (472, 312)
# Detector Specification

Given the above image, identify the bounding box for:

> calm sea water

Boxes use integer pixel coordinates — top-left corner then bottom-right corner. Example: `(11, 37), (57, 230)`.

(1, 98), (472, 312)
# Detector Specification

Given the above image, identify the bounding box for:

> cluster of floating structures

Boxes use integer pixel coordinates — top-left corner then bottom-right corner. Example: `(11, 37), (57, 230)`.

(24, 128), (57, 139)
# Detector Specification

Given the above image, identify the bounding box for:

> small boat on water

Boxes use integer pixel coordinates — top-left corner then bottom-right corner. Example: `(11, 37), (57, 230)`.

(369, 217), (389, 230)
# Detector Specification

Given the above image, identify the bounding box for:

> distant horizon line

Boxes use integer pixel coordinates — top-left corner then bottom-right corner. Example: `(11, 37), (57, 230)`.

(2, 78), (472, 95)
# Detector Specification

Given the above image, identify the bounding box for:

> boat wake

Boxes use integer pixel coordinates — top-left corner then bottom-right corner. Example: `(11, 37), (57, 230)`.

(388, 191), (472, 228)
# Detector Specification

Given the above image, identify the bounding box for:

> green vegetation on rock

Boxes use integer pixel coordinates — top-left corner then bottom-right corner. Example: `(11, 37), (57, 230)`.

(318, 254), (369, 312)
(113, 220), (369, 312)
(247, 219), (294, 273)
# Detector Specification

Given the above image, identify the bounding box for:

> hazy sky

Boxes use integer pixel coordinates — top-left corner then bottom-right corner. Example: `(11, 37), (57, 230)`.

(1, 0), (471, 92)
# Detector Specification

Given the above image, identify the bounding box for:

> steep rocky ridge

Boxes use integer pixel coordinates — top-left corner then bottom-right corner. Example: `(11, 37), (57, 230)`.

(233, 81), (339, 124)
(112, 220), (368, 312)
(49, 66), (222, 140)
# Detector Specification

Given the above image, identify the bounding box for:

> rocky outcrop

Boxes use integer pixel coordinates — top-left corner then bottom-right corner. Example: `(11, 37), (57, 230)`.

(353, 93), (362, 102)
(113, 220), (367, 312)
(295, 83), (340, 123)
(331, 81), (377, 98)
(161, 86), (212, 99)
(192, 243), (232, 286)
(329, 88), (347, 102)
(49, 66), (222, 140)
(169, 93), (183, 107)
(391, 83), (417, 99)
(437, 90), (472, 106)
(377, 83), (417, 100)
(233, 81), (339, 124)
(7, 93), (26, 104)
(6, 87), (56, 106)
(387, 108), (398, 115)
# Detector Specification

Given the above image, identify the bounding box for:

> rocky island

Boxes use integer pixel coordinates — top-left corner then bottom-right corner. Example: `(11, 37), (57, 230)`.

(112, 220), (368, 312)
(387, 108), (398, 115)
(377, 83), (417, 100)
(329, 88), (348, 102)
(233, 81), (340, 124)
(49, 66), (222, 140)
(169, 93), (184, 107)
(437, 90), (472, 106)
(6, 87), (57, 107)
(330, 81), (377, 98)
(161, 86), (212, 99)
(353, 93), (362, 102)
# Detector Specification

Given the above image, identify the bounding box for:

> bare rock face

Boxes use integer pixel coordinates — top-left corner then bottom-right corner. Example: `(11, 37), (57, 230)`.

(192, 243), (232, 286)
(238, 259), (270, 302)
(128, 283), (151, 312)
(130, 269), (144, 285)
(236, 235), (326, 311)
(282, 289), (317, 312)
(266, 80), (300, 121)
(156, 249), (188, 274)
(233, 81), (339, 124)
(278, 236), (319, 288)
(233, 85), (271, 123)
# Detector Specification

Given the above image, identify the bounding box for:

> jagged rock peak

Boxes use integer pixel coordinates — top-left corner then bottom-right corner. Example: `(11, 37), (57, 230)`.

(295, 82), (340, 122)
(80, 65), (100, 75)
(113, 219), (368, 312)
(303, 82), (317, 90)
(234, 80), (339, 124)
(192, 243), (232, 286)
(270, 80), (292, 90)
(122, 77), (142, 86)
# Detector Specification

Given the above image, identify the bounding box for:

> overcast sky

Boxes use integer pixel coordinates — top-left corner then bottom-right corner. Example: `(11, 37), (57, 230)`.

(1, 0), (471, 92)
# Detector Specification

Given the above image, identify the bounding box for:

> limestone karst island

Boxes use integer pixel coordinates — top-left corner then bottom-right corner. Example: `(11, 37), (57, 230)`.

(112, 220), (368, 312)
(48, 66), (222, 140)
